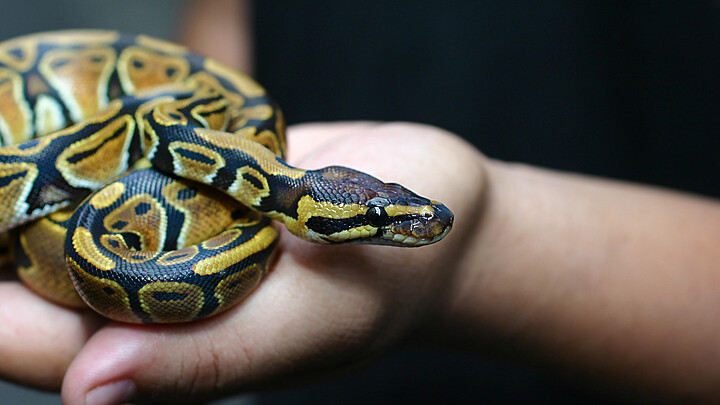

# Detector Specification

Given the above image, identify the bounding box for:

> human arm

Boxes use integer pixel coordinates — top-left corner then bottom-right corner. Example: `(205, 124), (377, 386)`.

(52, 122), (720, 404)
(433, 156), (720, 401)
(4, 1), (720, 401)
(2, 120), (720, 402)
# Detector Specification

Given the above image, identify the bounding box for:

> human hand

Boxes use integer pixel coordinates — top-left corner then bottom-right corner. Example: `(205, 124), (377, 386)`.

(0, 122), (485, 404)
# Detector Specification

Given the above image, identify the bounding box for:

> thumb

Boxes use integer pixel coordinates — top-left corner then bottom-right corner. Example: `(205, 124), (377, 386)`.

(60, 243), (393, 405)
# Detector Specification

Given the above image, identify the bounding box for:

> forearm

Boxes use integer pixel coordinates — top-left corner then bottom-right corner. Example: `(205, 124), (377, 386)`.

(439, 160), (720, 400)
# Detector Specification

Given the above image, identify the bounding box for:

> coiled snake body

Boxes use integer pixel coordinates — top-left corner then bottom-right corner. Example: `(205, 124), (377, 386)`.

(0, 31), (453, 323)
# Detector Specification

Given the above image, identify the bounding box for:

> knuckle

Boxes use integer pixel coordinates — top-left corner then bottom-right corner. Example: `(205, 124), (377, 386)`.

(178, 332), (255, 397)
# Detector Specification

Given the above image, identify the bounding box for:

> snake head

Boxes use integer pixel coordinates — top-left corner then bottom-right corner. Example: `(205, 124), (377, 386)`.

(301, 166), (454, 246)
(361, 194), (454, 246)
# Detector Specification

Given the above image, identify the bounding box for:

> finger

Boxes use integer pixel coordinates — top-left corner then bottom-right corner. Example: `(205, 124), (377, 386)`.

(61, 243), (404, 405)
(61, 123), (479, 404)
(291, 121), (483, 201)
(0, 280), (103, 390)
(285, 121), (381, 165)
(289, 121), (488, 336)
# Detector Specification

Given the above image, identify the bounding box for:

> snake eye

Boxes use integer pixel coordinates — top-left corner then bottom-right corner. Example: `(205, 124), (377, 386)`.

(366, 206), (388, 227)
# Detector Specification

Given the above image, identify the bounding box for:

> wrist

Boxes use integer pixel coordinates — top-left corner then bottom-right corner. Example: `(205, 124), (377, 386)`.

(421, 160), (565, 351)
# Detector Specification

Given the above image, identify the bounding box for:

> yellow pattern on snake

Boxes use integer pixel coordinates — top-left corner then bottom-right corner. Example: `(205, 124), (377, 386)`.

(0, 31), (454, 323)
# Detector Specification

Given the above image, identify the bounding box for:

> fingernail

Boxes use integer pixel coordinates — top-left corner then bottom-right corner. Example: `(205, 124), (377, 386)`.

(85, 379), (136, 405)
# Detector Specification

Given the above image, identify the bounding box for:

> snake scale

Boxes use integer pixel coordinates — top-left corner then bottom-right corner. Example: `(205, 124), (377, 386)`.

(0, 31), (453, 323)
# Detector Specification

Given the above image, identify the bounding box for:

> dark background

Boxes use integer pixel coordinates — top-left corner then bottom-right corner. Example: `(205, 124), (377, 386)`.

(255, 1), (720, 198)
(1, 1), (719, 404)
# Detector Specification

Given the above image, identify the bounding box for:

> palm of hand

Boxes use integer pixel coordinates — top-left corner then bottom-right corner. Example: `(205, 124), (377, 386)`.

(0, 122), (483, 404)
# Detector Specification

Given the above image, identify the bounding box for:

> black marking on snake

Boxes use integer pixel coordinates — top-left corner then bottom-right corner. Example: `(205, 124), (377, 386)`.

(120, 232), (142, 251)
(111, 220), (128, 230)
(175, 148), (215, 165)
(241, 171), (264, 189)
(193, 103), (227, 117)
(0, 170), (27, 187)
(51, 58), (70, 69)
(67, 265), (84, 286)
(165, 252), (189, 260)
(65, 123), (130, 164)
(103, 286), (115, 296)
(305, 216), (367, 235)
(384, 214), (416, 223)
(18, 139), (41, 150)
(255, 173), (304, 219)
(126, 124), (144, 163)
(27, 183), (88, 215)
(134, 202), (151, 216)
(176, 187), (197, 200)
(107, 80), (123, 100)
(227, 270), (253, 290)
(209, 166), (236, 190)
(153, 291), (189, 302)
(7, 47), (23, 59)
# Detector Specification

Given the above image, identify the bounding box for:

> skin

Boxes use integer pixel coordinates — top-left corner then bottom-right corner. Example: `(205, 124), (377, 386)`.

(0, 122), (482, 404)
(2, 121), (720, 404)
(178, 0), (253, 74)
(3, 1), (720, 403)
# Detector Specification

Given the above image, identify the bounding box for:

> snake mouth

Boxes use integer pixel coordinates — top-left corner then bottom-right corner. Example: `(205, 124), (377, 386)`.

(382, 203), (454, 247)
(385, 225), (452, 246)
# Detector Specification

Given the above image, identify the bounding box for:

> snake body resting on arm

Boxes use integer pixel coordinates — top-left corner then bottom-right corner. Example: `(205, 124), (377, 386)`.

(0, 31), (453, 323)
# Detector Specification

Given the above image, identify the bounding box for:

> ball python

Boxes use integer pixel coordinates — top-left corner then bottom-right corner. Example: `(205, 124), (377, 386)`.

(0, 30), (453, 323)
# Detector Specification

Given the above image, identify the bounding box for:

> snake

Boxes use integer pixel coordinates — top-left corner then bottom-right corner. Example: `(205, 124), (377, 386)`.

(0, 30), (453, 323)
